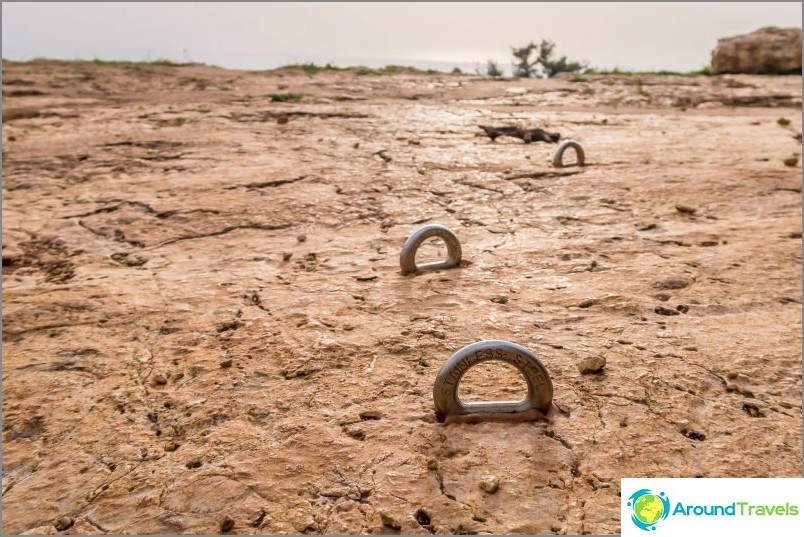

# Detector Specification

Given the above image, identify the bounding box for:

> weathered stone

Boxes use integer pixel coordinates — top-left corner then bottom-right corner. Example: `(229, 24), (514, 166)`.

(711, 27), (802, 74)
(577, 355), (606, 374)
(479, 475), (500, 494)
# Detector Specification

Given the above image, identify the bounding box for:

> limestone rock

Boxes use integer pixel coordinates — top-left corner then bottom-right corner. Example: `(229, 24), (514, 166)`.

(479, 475), (500, 494)
(711, 27), (802, 74)
(577, 355), (606, 374)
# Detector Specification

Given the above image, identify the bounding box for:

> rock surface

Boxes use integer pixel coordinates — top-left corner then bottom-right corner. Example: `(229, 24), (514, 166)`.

(2, 59), (802, 535)
(711, 26), (802, 74)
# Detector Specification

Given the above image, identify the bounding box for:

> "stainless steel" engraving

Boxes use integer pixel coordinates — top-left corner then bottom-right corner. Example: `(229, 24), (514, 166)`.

(433, 340), (553, 422)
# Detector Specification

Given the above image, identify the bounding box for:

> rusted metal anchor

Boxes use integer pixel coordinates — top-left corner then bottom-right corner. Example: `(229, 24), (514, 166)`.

(399, 224), (462, 276)
(553, 140), (586, 168)
(433, 340), (553, 423)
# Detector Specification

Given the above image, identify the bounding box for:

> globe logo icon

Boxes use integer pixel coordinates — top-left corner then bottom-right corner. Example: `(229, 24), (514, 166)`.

(627, 489), (670, 531)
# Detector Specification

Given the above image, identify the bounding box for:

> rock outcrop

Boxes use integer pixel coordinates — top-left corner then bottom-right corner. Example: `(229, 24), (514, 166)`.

(711, 26), (802, 74)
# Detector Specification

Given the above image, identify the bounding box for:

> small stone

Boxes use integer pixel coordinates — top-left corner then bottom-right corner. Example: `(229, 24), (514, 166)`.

(655, 305), (681, 316)
(297, 234), (307, 243)
(163, 441), (179, 452)
(151, 374), (168, 386)
(54, 516), (74, 531)
(490, 295), (509, 304)
(359, 410), (382, 421)
(479, 475), (500, 494)
(675, 204), (697, 215)
(344, 424), (365, 441)
(653, 278), (690, 290)
(220, 359), (233, 368)
(380, 511), (402, 530)
(577, 355), (606, 374)
(777, 117), (791, 126)
(282, 252), (293, 261)
(783, 155), (799, 167)
(221, 515), (235, 532)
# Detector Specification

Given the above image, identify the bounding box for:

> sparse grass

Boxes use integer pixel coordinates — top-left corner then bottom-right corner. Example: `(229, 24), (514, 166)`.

(268, 92), (304, 102)
(198, 106), (211, 114)
(281, 62), (348, 75)
(355, 65), (440, 76)
(570, 74), (588, 83)
(636, 85), (652, 98)
(172, 117), (186, 127)
(588, 66), (713, 77)
(124, 63), (157, 76)
(180, 77), (210, 90)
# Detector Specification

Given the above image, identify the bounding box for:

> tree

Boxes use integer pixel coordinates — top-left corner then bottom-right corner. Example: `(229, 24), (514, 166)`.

(485, 59), (503, 77)
(511, 39), (586, 78)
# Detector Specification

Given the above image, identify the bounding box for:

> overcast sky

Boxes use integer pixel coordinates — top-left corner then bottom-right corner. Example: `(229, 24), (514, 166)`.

(2, 2), (801, 73)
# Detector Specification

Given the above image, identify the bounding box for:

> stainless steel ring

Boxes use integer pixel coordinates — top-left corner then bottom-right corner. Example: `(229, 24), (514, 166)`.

(433, 340), (553, 422)
(399, 224), (462, 276)
(552, 140), (586, 168)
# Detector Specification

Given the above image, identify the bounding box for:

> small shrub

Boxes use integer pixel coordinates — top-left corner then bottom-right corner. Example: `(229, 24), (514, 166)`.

(486, 60), (503, 77)
(511, 39), (586, 78)
(172, 117), (186, 127)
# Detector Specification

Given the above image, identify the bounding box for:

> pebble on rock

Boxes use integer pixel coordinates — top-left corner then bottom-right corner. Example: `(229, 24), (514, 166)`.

(577, 355), (606, 374)
(344, 424), (366, 441)
(675, 204), (697, 215)
(151, 374), (168, 386)
(380, 511), (402, 530)
(54, 516), (74, 531)
(479, 475), (500, 494)
(221, 515), (235, 532)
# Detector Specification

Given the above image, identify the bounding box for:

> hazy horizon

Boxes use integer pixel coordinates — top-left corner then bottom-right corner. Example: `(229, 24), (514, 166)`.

(2, 2), (802, 74)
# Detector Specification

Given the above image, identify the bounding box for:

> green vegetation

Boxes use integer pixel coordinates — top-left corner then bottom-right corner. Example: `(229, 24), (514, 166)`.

(180, 77), (210, 90)
(355, 65), (440, 76)
(636, 85), (652, 98)
(586, 66), (713, 76)
(172, 117), (186, 127)
(570, 74), (588, 83)
(281, 62), (348, 75)
(485, 60), (503, 77)
(197, 106), (211, 114)
(268, 92), (304, 102)
(512, 39), (586, 78)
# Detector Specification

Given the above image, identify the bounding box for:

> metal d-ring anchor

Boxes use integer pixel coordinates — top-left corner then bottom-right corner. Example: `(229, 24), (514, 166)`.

(399, 224), (462, 276)
(553, 140), (586, 168)
(433, 340), (553, 422)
